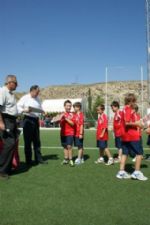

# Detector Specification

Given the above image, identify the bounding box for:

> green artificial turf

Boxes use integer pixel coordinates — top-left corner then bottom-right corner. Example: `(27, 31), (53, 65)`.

(0, 130), (149, 225)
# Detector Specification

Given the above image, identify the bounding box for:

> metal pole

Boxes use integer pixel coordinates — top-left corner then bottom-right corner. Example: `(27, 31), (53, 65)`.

(146, 0), (150, 104)
(105, 67), (108, 115)
(141, 66), (144, 117)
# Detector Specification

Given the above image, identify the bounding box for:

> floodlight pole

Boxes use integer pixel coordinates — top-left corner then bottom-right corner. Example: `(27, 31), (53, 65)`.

(146, 0), (150, 104)
(105, 67), (108, 115)
(141, 66), (144, 117)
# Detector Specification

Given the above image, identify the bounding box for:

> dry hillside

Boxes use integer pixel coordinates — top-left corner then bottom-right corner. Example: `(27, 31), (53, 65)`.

(16, 80), (148, 106)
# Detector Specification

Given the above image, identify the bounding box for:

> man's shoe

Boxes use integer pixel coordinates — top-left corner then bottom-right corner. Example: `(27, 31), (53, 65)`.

(37, 160), (48, 165)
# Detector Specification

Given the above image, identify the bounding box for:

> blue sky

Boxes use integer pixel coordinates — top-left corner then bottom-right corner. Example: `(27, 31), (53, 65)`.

(0, 0), (147, 91)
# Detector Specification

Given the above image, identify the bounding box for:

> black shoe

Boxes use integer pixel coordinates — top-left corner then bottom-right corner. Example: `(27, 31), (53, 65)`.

(26, 161), (33, 167)
(0, 173), (9, 180)
(37, 160), (48, 165)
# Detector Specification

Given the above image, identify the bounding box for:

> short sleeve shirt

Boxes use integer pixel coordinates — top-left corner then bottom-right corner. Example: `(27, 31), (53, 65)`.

(0, 86), (17, 116)
(96, 113), (108, 141)
(60, 112), (76, 136)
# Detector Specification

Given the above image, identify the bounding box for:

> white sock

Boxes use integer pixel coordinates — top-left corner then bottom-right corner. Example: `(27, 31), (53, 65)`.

(119, 170), (125, 174)
(134, 170), (140, 174)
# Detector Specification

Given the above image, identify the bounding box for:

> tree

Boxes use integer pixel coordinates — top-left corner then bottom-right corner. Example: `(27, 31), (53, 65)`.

(88, 88), (92, 112)
(92, 96), (104, 119)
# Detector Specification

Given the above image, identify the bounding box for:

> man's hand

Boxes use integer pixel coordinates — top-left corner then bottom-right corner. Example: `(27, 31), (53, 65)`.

(0, 121), (5, 131)
(23, 107), (32, 113)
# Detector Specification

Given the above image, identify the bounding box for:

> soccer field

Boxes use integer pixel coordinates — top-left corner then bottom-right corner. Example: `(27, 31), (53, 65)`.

(0, 130), (150, 225)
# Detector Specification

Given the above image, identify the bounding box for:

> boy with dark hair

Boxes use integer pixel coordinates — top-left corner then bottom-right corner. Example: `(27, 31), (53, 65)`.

(73, 102), (84, 165)
(111, 101), (123, 163)
(116, 93), (148, 181)
(95, 104), (114, 165)
(60, 100), (75, 167)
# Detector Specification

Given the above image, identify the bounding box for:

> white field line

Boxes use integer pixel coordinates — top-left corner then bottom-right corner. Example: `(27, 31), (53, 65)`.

(19, 128), (97, 131)
(18, 145), (150, 151)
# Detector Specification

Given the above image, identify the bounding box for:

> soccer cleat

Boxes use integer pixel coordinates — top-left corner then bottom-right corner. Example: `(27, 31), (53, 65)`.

(116, 171), (131, 179)
(114, 158), (120, 163)
(131, 171), (148, 181)
(61, 159), (69, 165)
(132, 157), (136, 162)
(105, 158), (114, 166)
(69, 160), (74, 167)
(81, 158), (84, 164)
(75, 158), (82, 165)
(95, 157), (104, 164)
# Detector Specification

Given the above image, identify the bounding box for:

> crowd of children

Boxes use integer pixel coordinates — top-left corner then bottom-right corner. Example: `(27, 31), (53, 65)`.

(58, 93), (148, 181)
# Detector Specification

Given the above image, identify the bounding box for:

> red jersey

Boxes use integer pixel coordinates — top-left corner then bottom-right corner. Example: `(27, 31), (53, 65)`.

(132, 112), (142, 138)
(74, 112), (84, 137)
(113, 110), (124, 137)
(96, 113), (108, 141)
(121, 105), (140, 142)
(60, 112), (75, 136)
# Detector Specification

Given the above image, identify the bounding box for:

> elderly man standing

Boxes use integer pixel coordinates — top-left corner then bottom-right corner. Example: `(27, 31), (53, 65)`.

(17, 85), (47, 166)
(0, 75), (18, 179)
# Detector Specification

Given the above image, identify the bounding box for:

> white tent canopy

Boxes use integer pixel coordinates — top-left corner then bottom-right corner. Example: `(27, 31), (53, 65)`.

(42, 98), (82, 113)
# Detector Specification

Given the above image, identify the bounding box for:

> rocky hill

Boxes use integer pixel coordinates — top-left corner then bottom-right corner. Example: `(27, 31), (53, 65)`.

(16, 80), (148, 107)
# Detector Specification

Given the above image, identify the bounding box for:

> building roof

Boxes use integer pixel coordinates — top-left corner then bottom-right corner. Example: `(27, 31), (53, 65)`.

(42, 98), (82, 113)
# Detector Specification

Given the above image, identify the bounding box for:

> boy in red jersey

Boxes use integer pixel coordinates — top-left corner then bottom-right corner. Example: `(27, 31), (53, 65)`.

(73, 102), (84, 165)
(131, 104), (144, 161)
(95, 105), (114, 165)
(111, 101), (123, 163)
(116, 94), (148, 181)
(60, 100), (76, 166)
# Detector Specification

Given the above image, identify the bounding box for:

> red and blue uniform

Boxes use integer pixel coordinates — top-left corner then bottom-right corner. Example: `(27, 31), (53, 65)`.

(96, 113), (108, 149)
(121, 105), (143, 156)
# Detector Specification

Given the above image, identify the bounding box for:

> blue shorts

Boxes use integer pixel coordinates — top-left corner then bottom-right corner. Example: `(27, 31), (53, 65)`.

(122, 141), (143, 156)
(115, 137), (122, 149)
(147, 135), (150, 146)
(74, 137), (83, 149)
(61, 136), (74, 148)
(97, 140), (108, 150)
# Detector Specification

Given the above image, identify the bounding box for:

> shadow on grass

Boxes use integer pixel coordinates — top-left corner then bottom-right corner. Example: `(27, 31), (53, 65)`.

(141, 164), (148, 168)
(145, 154), (150, 159)
(84, 154), (90, 161)
(125, 163), (148, 173)
(125, 164), (135, 173)
(11, 162), (31, 176)
(43, 154), (59, 161)
(113, 153), (119, 158)
(11, 154), (59, 176)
